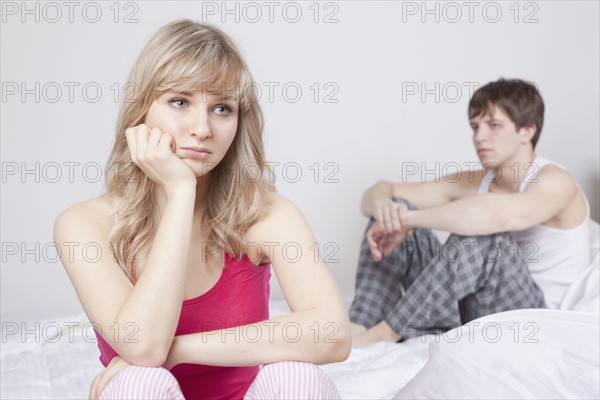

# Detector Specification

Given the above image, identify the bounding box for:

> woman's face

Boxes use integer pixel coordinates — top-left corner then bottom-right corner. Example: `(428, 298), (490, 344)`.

(144, 89), (239, 177)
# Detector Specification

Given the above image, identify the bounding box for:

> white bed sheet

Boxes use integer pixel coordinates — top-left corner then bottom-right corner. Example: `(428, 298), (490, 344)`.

(2, 220), (598, 399)
(396, 309), (600, 399)
(0, 302), (431, 400)
(3, 307), (597, 399)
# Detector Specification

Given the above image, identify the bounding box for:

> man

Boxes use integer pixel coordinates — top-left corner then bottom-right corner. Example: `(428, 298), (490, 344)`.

(350, 78), (591, 346)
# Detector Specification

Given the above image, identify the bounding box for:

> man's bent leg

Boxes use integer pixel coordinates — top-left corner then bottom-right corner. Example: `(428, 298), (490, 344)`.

(349, 198), (441, 329)
(384, 232), (546, 339)
(458, 232), (546, 323)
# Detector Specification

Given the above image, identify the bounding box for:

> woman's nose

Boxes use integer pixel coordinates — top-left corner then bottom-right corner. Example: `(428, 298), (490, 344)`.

(189, 110), (211, 139)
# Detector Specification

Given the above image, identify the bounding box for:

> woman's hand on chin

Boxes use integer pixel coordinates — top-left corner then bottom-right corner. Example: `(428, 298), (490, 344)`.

(126, 124), (197, 196)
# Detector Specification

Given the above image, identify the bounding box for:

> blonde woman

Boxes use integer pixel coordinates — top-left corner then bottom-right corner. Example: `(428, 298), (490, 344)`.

(54, 19), (350, 399)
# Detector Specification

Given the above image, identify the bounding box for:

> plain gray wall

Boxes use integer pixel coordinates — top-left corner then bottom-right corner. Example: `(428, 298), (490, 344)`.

(2, 1), (599, 317)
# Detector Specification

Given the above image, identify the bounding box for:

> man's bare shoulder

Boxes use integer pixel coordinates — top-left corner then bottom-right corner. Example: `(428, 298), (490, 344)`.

(519, 163), (578, 197)
(534, 163), (575, 184)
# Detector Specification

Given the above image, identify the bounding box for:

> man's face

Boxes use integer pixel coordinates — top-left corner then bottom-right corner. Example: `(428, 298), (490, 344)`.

(469, 105), (530, 167)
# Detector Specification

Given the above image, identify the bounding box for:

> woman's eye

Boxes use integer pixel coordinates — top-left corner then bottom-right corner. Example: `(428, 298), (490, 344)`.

(169, 98), (187, 109)
(214, 105), (232, 115)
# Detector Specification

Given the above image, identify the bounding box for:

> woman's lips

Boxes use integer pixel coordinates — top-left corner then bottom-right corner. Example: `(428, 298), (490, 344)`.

(181, 147), (211, 160)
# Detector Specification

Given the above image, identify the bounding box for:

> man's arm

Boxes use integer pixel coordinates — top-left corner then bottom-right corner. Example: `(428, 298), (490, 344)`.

(361, 171), (480, 233)
(407, 166), (580, 235)
(361, 171), (480, 218)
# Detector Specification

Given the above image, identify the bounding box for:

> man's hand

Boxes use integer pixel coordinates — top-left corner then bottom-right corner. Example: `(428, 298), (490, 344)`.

(368, 201), (413, 262)
(373, 200), (409, 234)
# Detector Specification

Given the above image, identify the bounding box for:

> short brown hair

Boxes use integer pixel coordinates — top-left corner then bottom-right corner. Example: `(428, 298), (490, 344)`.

(468, 79), (544, 149)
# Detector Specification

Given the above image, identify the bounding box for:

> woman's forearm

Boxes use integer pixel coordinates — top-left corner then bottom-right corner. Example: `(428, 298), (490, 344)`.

(166, 308), (351, 368)
(114, 187), (196, 364)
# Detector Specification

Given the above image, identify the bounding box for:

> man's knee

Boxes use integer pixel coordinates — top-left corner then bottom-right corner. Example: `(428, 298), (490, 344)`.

(444, 232), (521, 264)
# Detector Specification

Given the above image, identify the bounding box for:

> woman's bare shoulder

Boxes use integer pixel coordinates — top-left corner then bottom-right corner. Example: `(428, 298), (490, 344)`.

(259, 190), (297, 219)
(54, 196), (117, 235)
(245, 191), (303, 238)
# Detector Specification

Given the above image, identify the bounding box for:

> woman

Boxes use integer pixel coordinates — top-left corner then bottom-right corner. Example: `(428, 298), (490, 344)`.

(54, 19), (350, 399)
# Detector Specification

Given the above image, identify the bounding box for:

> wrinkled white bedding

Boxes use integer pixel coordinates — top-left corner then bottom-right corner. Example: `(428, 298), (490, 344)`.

(396, 309), (600, 399)
(0, 303), (430, 400)
(1, 221), (598, 399)
(3, 307), (597, 399)
(394, 220), (600, 399)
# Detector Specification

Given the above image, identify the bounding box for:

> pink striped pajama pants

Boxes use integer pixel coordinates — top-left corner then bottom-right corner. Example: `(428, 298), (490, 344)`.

(99, 361), (341, 399)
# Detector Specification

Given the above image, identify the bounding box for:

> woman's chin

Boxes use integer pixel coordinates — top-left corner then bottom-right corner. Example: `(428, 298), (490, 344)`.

(184, 161), (217, 178)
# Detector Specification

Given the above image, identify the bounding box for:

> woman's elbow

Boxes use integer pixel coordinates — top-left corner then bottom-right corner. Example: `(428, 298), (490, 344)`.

(319, 335), (351, 364)
(120, 343), (170, 367)
(312, 320), (351, 364)
(329, 332), (352, 362)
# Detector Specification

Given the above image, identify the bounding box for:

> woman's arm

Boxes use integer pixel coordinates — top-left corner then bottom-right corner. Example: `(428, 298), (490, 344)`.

(55, 126), (198, 366)
(55, 188), (195, 366)
(164, 194), (351, 367)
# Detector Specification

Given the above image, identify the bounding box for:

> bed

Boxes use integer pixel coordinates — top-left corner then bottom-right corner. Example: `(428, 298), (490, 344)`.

(2, 220), (598, 399)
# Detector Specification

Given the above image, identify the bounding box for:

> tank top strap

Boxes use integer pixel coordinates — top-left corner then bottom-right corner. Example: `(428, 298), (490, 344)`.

(519, 155), (557, 192)
(478, 155), (560, 194)
(477, 168), (494, 194)
(519, 156), (590, 218)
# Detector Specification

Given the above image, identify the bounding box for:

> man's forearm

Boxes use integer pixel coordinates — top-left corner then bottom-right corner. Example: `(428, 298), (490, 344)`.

(407, 194), (509, 236)
(361, 181), (394, 217)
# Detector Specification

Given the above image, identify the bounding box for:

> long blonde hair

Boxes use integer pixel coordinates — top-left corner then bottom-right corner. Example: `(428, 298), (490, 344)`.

(103, 19), (275, 282)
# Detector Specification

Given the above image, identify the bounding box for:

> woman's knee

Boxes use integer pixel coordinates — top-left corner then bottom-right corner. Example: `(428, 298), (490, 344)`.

(99, 365), (183, 400)
(245, 361), (340, 400)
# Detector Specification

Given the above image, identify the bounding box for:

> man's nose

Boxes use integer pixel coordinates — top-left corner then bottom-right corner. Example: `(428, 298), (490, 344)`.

(473, 126), (487, 143)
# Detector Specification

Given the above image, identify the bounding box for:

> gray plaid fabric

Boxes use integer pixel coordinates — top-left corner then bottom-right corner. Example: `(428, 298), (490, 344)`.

(349, 198), (546, 338)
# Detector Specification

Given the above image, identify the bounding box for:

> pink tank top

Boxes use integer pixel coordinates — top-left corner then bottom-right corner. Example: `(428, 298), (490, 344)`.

(94, 252), (271, 399)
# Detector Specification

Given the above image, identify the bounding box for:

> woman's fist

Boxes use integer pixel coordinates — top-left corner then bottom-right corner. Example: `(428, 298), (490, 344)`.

(125, 124), (196, 193)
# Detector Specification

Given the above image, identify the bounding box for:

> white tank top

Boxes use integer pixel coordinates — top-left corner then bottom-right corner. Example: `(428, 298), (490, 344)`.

(478, 156), (591, 309)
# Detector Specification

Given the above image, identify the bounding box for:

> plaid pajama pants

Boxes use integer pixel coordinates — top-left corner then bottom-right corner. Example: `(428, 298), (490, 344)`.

(349, 198), (546, 338)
